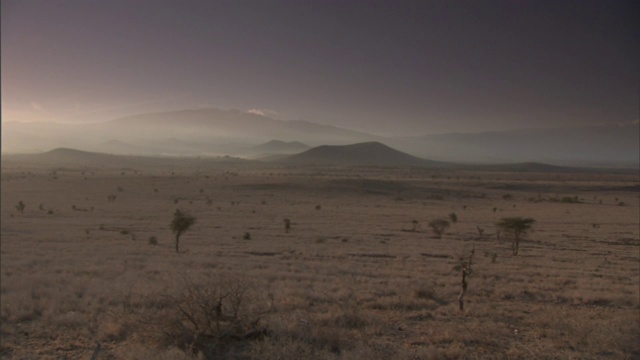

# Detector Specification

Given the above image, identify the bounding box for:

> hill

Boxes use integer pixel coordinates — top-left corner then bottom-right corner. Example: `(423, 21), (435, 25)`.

(281, 142), (449, 167)
(1, 148), (248, 169)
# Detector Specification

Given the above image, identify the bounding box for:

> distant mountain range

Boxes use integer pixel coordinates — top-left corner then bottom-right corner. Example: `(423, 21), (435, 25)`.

(5, 144), (634, 174)
(388, 123), (640, 167)
(2, 107), (638, 167)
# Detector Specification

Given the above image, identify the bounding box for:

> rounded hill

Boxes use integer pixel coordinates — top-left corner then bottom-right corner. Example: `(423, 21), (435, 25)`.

(281, 142), (447, 167)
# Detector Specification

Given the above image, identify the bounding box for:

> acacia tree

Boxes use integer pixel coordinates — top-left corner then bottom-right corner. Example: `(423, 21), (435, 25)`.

(428, 219), (450, 239)
(496, 217), (535, 255)
(170, 209), (196, 253)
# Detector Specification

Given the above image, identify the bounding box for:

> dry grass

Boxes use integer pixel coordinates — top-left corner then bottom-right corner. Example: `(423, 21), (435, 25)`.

(1, 163), (639, 359)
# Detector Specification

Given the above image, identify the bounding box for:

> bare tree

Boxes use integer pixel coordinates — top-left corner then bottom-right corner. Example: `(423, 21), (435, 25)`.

(457, 246), (475, 311)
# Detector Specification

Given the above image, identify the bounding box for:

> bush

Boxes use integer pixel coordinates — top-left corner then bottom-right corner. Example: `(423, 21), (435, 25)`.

(148, 236), (158, 245)
(561, 196), (581, 203)
(139, 274), (272, 358)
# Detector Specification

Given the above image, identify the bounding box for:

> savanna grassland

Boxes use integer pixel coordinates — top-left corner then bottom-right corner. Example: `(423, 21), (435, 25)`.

(1, 160), (639, 359)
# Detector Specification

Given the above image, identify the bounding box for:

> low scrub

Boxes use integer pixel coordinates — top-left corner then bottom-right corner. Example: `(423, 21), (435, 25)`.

(139, 274), (273, 358)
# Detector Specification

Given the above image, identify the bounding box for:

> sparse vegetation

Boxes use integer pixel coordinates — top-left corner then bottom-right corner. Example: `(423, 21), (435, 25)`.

(2, 162), (638, 359)
(15, 201), (25, 213)
(283, 218), (291, 233)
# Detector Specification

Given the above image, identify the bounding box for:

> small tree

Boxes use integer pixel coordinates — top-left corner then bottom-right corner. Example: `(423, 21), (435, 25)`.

(496, 217), (535, 255)
(428, 219), (450, 239)
(16, 201), (25, 213)
(456, 246), (475, 311)
(448, 213), (458, 224)
(283, 218), (291, 233)
(170, 209), (196, 253)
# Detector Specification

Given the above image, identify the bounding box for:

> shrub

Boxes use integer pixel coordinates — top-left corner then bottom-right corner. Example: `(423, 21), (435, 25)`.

(411, 220), (420, 232)
(243, 232), (251, 240)
(139, 275), (272, 358)
(16, 201), (26, 213)
(561, 196), (581, 203)
(148, 236), (158, 245)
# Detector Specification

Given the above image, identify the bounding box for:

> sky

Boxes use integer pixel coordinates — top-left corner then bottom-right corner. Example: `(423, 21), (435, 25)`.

(2, 0), (638, 136)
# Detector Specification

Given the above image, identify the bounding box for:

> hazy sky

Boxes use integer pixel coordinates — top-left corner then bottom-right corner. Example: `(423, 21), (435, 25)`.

(2, 0), (638, 135)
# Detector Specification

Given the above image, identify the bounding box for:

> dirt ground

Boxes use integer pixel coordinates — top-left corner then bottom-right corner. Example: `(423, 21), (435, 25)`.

(1, 160), (639, 359)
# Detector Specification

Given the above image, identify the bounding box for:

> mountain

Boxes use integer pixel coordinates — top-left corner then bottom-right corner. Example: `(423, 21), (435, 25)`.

(104, 108), (378, 145)
(253, 140), (310, 154)
(390, 122), (640, 167)
(95, 139), (153, 155)
(281, 142), (449, 167)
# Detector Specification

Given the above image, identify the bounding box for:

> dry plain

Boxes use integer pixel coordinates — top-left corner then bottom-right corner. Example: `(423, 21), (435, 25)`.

(1, 159), (639, 359)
